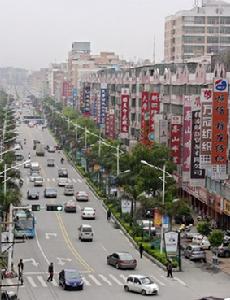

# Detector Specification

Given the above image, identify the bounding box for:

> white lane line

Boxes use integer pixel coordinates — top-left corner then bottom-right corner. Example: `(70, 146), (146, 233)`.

(98, 274), (112, 286)
(119, 230), (124, 235)
(119, 274), (127, 282)
(77, 178), (82, 183)
(101, 244), (108, 252)
(35, 229), (50, 265)
(151, 275), (165, 286)
(27, 276), (37, 288)
(174, 277), (187, 286)
(37, 276), (47, 287)
(109, 274), (123, 285)
(51, 279), (58, 286)
(46, 178), (50, 182)
(82, 276), (91, 286)
(52, 178), (55, 182)
(88, 274), (102, 286)
(72, 178), (77, 183)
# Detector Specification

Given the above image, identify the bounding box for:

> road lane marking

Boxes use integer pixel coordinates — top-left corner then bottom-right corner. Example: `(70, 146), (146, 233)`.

(35, 229), (50, 265)
(100, 244), (108, 252)
(51, 279), (58, 287)
(56, 213), (94, 272)
(119, 274), (127, 282)
(77, 178), (82, 183)
(72, 178), (77, 183)
(46, 178), (50, 182)
(98, 274), (112, 285)
(150, 275), (165, 286)
(109, 274), (123, 285)
(82, 276), (91, 286)
(88, 274), (102, 286)
(52, 178), (55, 182)
(174, 277), (187, 286)
(37, 276), (47, 287)
(27, 276), (37, 288)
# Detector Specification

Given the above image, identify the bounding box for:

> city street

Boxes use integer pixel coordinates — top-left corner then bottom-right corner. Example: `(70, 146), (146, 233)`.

(4, 119), (230, 300)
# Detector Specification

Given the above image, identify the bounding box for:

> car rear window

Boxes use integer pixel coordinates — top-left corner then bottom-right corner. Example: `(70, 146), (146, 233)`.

(82, 227), (92, 232)
(119, 253), (133, 260)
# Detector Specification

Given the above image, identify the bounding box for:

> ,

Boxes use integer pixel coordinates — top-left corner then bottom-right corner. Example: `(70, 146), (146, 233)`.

(59, 269), (84, 290)
(107, 252), (137, 270)
(124, 275), (159, 295)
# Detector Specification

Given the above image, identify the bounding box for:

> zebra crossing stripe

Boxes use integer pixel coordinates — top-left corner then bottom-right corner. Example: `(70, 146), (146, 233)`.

(109, 274), (123, 285)
(174, 277), (187, 286)
(37, 276), (47, 287)
(27, 276), (37, 287)
(88, 274), (102, 286)
(119, 274), (127, 282)
(82, 276), (91, 286)
(98, 274), (112, 286)
(52, 178), (55, 182)
(77, 178), (82, 183)
(51, 279), (58, 286)
(47, 178), (50, 182)
(151, 275), (165, 286)
(72, 178), (77, 183)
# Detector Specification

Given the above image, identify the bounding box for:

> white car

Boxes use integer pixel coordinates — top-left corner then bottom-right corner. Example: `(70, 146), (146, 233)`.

(14, 143), (21, 150)
(58, 177), (69, 187)
(192, 235), (211, 250)
(81, 207), (96, 220)
(29, 172), (40, 182)
(124, 275), (159, 295)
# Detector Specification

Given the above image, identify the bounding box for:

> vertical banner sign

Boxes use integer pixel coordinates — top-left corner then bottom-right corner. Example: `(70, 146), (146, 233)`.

(140, 92), (150, 144)
(80, 88), (84, 112)
(164, 232), (179, 257)
(62, 81), (68, 97)
(108, 113), (115, 139)
(149, 92), (160, 142)
(182, 97), (191, 182)
(200, 89), (212, 168)
(171, 116), (181, 165)
(190, 109), (205, 182)
(100, 83), (108, 125)
(83, 85), (90, 116)
(105, 113), (110, 136)
(211, 79), (228, 180)
(120, 88), (129, 133)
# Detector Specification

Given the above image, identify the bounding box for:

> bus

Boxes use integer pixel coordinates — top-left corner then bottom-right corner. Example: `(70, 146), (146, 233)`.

(23, 115), (45, 125)
(14, 209), (35, 238)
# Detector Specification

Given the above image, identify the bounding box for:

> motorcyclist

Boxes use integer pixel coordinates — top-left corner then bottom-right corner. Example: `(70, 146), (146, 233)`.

(24, 138), (26, 145)
(60, 157), (64, 164)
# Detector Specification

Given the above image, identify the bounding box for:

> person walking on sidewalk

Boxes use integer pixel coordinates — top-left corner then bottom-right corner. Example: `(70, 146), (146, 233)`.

(167, 260), (173, 278)
(47, 262), (54, 282)
(107, 209), (111, 221)
(139, 243), (144, 259)
(18, 259), (24, 284)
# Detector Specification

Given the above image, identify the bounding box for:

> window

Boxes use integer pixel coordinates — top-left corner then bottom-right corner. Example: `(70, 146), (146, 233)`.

(131, 113), (136, 122)
(194, 16), (205, 24)
(134, 278), (141, 284)
(221, 36), (230, 44)
(184, 16), (194, 24)
(184, 26), (205, 34)
(127, 277), (133, 283)
(220, 17), (230, 25)
(207, 36), (219, 43)
(131, 98), (136, 107)
(207, 27), (219, 34)
(184, 45), (204, 54)
(183, 36), (205, 44)
(207, 17), (219, 25)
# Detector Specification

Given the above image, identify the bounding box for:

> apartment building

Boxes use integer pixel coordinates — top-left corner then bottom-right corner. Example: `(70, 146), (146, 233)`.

(164, 0), (230, 63)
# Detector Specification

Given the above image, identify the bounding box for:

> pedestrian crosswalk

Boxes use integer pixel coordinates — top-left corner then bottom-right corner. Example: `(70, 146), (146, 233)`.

(3, 272), (187, 289)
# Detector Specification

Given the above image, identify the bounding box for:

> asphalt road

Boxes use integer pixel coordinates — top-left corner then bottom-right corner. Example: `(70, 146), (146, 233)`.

(3, 115), (230, 300)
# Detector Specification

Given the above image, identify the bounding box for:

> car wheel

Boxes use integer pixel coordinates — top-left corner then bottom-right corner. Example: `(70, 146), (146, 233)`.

(63, 283), (66, 290)
(141, 289), (146, 296)
(124, 285), (129, 292)
(115, 263), (119, 269)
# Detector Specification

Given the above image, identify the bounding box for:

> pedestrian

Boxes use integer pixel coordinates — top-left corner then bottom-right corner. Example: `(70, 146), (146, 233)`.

(107, 209), (111, 221)
(18, 259), (24, 284)
(166, 260), (173, 278)
(47, 262), (54, 282)
(139, 243), (144, 259)
(28, 153), (31, 160)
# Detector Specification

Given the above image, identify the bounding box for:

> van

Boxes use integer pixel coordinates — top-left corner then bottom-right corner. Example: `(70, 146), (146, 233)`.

(36, 144), (45, 156)
(47, 158), (55, 167)
(64, 184), (74, 196)
(30, 162), (40, 172)
(34, 176), (43, 187)
(78, 224), (93, 242)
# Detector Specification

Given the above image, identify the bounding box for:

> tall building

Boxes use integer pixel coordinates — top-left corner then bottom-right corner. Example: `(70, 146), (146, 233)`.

(164, 0), (230, 63)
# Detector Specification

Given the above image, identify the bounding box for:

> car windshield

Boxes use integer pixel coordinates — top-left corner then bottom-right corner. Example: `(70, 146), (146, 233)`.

(47, 189), (56, 193)
(140, 277), (153, 285)
(15, 219), (33, 230)
(119, 253), (133, 260)
(65, 271), (80, 280)
(84, 207), (93, 211)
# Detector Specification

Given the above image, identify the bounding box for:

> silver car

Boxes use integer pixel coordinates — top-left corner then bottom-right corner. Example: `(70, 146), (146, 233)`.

(184, 244), (207, 262)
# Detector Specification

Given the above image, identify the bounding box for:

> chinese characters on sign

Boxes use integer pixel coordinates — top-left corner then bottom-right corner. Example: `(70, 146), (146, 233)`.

(190, 110), (205, 181)
(140, 92), (150, 144)
(171, 116), (181, 165)
(120, 88), (129, 133)
(108, 113), (115, 139)
(182, 97), (191, 182)
(100, 84), (108, 125)
(83, 85), (90, 116)
(200, 89), (212, 167)
(149, 92), (160, 139)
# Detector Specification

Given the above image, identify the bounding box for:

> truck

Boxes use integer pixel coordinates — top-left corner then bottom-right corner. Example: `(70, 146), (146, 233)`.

(36, 144), (45, 156)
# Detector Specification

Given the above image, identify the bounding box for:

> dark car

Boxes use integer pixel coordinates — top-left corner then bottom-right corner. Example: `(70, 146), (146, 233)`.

(44, 187), (57, 198)
(58, 168), (68, 178)
(27, 189), (39, 200)
(107, 252), (137, 270)
(59, 269), (84, 290)
(174, 214), (194, 225)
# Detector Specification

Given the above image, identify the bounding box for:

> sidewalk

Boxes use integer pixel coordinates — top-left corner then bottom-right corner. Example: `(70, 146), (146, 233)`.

(206, 251), (230, 275)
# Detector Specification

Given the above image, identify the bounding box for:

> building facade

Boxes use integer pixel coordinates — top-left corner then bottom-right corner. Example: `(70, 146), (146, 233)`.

(164, 0), (230, 63)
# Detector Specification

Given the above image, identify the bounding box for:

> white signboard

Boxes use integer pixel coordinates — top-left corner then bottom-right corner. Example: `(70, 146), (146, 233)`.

(121, 199), (132, 214)
(164, 231), (178, 257)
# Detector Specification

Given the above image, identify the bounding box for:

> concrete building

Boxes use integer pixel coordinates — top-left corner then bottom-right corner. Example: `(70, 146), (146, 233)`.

(48, 63), (67, 102)
(164, 0), (230, 63)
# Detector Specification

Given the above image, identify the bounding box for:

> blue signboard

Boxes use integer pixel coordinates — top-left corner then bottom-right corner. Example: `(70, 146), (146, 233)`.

(100, 85), (108, 125)
(83, 85), (90, 114)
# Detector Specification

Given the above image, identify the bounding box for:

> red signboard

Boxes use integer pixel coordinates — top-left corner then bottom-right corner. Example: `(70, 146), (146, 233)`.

(120, 89), (129, 133)
(140, 92), (149, 145)
(108, 114), (115, 139)
(171, 116), (181, 165)
(149, 92), (160, 135)
(211, 79), (228, 165)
